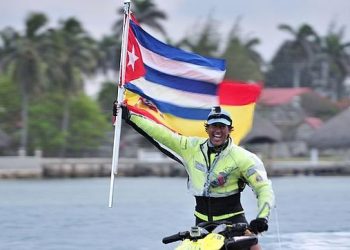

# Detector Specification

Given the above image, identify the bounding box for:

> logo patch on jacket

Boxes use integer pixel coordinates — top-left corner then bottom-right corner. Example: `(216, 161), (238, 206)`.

(246, 167), (267, 182)
(210, 172), (229, 187)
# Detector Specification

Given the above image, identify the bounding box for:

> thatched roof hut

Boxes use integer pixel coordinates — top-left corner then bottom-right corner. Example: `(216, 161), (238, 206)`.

(242, 113), (282, 144)
(307, 107), (350, 149)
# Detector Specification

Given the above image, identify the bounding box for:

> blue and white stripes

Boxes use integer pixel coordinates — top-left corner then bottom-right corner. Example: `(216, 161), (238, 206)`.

(125, 21), (226, 120)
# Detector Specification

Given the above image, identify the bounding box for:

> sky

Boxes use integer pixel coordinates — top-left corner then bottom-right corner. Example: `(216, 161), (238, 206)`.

(1, 0), (350, 95)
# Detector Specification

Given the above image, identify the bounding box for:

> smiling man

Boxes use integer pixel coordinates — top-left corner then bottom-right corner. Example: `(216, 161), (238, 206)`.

(116, 104), (275, 250)
(206, 106), (232, 147)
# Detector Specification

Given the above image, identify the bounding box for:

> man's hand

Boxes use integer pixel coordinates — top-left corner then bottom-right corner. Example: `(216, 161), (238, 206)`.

(112, 101), (130, 123)
(112, 100), (118, 117)
(249, 218), (268, 234)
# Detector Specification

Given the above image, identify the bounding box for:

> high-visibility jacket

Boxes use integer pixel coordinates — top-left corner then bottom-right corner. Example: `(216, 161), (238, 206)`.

(129, 114), (275, 219)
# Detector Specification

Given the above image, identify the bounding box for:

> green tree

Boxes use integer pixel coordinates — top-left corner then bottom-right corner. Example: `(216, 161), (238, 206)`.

(108, 0), (167, 74)
(0, 74), (20, 143)
(97, 81), (118, 117)
(178, 17), (221, 57)
(66, 94), (109, 157)
(45, 18), (99, 157)
(52, 18), (98, 93)
(321, 23), (350, 100)
(28, 93), (109, 157)
(278, 23), (319, 60)
(266, 23), (319, 87)
(113, 0), (167, 37)
(97, 35), (121, 74)
(28, 93), (65, 155)
(221, 23), (263, 81)
(244, 38), (264, 67)
(0, 13), (49, 153)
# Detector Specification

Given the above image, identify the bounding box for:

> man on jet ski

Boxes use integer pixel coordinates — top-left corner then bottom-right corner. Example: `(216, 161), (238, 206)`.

(115, 104), (275, 250)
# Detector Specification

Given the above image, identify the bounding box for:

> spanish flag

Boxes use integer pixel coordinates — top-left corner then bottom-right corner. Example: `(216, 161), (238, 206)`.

(124, 18), (261, 144)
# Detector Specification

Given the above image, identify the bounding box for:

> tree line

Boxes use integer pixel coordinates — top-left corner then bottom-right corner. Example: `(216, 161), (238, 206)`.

(0, 0), (350, 156)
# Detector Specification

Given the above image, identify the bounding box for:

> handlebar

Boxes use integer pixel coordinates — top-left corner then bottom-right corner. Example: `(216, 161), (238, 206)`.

(226, 235), (258, 249)
(162, 231), (190, 244)
(162, 222), (258, 247)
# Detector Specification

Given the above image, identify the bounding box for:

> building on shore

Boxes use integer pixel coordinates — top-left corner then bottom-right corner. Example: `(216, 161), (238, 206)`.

(307, 106), (350, 159)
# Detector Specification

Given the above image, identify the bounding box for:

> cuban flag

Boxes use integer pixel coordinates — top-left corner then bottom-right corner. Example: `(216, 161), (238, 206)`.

(123, 17), (261, 144)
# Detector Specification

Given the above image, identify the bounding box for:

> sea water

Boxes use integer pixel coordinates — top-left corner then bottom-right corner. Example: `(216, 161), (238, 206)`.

(1, 176), (349, 250)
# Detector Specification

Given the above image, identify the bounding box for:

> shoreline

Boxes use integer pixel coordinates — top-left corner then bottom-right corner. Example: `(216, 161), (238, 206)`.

(1, 156), (350, 179)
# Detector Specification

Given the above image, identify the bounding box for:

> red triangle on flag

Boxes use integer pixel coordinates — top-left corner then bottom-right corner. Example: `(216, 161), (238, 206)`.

(125, 24), (146, 83)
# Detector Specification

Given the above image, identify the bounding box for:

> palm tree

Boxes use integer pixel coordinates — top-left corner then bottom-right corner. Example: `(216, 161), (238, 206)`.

(266, 23), (320, 88)
(278, 24), (319, 60)
(221, 21), (264, 81)
(96, 35), (121, 75)
(97, 81), (118, 115)
(321, 24), (350, 100)
(244, 37), (263, 66)
(230, 18), (264, 65)
(0, 13), (48, 154)
(279, 24), (320, 87)
(177, 16), (220, 58)
(48, 18), (98, 157)
(113, 0), (167, 37)
(105, 0), (167, 75)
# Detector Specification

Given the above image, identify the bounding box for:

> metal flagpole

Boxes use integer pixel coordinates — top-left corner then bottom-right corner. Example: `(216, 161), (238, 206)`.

(108, 0), (131, 208)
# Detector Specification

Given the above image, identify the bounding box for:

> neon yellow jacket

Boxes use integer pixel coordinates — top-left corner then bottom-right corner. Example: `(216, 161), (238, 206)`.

(129, 114), (275, 219)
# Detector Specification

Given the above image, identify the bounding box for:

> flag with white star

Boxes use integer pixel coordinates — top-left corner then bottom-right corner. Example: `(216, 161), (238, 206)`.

(123, 17), (261, 144)
(125, 23), (145, 83)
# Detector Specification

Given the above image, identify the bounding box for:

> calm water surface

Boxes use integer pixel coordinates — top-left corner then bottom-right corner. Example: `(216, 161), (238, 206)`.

(1, 176), (349, 250)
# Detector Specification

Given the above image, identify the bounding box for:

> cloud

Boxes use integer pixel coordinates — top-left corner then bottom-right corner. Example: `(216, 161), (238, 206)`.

(1, 0), (349, 61)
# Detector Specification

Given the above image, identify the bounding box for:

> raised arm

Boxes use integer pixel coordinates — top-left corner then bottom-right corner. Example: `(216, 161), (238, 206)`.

(115, 103), (188, 159)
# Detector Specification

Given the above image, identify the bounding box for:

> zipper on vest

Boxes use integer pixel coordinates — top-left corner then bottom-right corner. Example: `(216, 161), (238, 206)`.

(200, 142), (210, 196)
